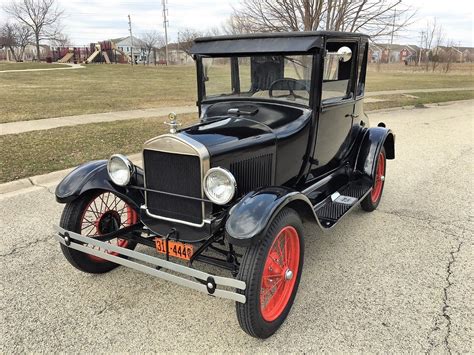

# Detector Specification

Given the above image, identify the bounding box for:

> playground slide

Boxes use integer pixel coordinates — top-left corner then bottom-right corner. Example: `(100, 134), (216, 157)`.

(115, 48), (131, 63)
(58, 52), (74, 63)
(102, 51), (111, 64)
(85, 49), (100, 64)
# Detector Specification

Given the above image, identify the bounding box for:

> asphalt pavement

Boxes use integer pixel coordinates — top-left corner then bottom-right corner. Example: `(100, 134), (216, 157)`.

(1, 100), (472, 353)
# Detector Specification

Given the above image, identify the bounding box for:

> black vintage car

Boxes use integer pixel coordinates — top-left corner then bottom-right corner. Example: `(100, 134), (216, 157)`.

(54, 31), (394, 338)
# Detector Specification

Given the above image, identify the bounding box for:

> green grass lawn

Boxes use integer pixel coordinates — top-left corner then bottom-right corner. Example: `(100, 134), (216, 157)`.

(1, 89), (472, 183)
(0, 113), (198, 183)
(365, 90), (474, 111)
(0, 62), (69, 71)
(0, 64), (197, 123)
(1, 63), (473, 123)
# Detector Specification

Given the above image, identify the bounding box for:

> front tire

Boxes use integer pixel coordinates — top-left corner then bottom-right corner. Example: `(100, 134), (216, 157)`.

(59, 190), (138, 274)
(236, 208), (304, 338)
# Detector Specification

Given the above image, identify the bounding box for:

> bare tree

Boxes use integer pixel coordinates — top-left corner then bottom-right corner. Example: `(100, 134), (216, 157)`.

(0, 22), (33, 61)
(179, 28), (202, 55)
(50, 32), (70, 47)
(223, 14), (254, 34)
(422, 18), (443, 71)
(232, 0), (414, 38)
(141, 30), (165, 64)
(3, 0), (64, 61)
(440, 41), (457, 73)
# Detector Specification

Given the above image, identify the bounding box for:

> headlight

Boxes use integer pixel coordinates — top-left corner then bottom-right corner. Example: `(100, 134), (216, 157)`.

(203, 167), (236, 205)
(107, 154), (134, 186)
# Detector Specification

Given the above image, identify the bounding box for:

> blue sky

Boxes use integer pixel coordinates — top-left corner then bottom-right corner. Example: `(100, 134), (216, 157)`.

(0, 0), (472, 46)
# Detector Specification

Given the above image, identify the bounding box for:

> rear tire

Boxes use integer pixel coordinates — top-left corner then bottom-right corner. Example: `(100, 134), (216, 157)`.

(59, 190), (138, 274)
(361, 147), (386, 212)
(236, 208), (304, 338)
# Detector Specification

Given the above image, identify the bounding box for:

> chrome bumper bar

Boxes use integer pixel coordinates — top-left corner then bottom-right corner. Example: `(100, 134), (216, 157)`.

(53, 225), (246, 303)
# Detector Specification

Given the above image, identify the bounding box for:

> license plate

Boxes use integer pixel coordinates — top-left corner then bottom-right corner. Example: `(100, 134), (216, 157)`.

(155, 238), (194, 260)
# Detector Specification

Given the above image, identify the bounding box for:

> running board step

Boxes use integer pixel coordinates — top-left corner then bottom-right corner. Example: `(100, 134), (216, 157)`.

(315, 179), (372, 228)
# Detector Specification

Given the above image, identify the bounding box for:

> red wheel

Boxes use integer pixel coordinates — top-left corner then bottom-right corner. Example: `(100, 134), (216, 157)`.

(59, 190), (138, 273)
(260, 226), (300, 322)
(236, 208), (304, 338)
(79, 192), (137, 262)
(361, 147), (387, 212)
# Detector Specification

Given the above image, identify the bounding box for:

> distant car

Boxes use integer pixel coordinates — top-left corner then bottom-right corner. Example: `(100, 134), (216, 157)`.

(54, 31), (395, 339)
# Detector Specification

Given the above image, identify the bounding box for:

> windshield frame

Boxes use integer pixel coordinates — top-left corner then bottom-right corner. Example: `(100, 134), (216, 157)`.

(195, 52), (318, 110)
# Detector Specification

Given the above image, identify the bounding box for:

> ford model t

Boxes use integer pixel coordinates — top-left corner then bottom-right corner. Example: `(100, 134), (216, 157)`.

(54, 31), (395, 338)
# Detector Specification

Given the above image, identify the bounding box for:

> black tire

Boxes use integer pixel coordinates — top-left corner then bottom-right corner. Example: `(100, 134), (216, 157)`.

(361, 147), (387, 212)
(59, 190), (138, 274)
(236, 208), (304, 339)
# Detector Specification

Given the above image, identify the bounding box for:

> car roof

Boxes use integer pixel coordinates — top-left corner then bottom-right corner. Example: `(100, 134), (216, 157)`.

(191, 31), (369, 56)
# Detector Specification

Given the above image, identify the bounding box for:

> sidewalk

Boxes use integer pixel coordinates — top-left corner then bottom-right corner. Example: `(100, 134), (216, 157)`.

(0, 106), (198, 135)
(0, 87), (472, 136)
(0, 63), (85, 74)
(365, 87), (474, 96)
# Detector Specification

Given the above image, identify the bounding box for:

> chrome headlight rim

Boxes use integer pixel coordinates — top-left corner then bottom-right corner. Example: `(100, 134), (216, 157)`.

(203, 167), (237, 205)
(107, 154), (135, 186)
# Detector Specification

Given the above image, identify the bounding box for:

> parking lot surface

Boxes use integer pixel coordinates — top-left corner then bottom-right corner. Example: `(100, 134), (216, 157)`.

(1, 100), (472, 352)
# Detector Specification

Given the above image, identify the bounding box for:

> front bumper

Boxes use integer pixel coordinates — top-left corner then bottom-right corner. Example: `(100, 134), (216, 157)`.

(53, 225), (246, 303)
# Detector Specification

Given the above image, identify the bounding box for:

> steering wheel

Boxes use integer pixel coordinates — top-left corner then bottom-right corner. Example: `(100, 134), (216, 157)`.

(269, 78), (310, 100)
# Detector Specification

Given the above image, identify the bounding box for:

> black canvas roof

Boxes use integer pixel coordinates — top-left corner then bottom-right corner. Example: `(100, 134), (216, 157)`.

(190, 31), (369, 55)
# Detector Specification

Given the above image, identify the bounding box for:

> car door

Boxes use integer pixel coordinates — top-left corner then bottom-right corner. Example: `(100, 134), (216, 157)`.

(313, 41), (358, 168)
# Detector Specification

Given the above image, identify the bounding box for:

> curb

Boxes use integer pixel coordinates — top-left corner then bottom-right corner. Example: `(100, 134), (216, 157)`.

(0, 153), (142, 198)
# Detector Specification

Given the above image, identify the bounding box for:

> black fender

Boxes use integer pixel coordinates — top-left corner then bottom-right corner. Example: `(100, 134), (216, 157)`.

(55, 160), (145, 210)
(356, 126), (395, 179)
(225, 186), (316, 246)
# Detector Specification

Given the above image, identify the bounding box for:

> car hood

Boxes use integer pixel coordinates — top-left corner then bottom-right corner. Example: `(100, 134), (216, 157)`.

(181, 116), (276, 158)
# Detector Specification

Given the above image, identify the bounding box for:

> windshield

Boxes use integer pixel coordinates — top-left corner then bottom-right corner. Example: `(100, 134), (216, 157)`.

(201, 55), (313, 106)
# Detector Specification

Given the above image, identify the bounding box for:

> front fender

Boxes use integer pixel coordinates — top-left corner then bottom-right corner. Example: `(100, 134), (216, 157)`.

(55, 160), (144, 209)
(356, 126), (395, 179)
(225, 186), (315, 246)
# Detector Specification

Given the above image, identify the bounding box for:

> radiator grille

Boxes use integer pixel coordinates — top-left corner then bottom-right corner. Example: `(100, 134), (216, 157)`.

(230, 154), (273, 195)
(144, 150), (202, 224)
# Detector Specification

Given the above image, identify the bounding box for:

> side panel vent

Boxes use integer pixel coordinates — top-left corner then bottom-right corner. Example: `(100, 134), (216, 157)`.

(230, 154), (273, 196)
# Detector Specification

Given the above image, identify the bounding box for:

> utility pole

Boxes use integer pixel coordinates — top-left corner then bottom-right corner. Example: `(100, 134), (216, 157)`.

(177, 31), (180, 64)
(387, 9), (396, 64)
(418, 31), (425, 65)
(162, 0), (169, 65)
(128, 14), (134, 66)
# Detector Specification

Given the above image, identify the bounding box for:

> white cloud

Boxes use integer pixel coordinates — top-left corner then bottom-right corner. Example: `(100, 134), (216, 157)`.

(0, 0), (472, 46)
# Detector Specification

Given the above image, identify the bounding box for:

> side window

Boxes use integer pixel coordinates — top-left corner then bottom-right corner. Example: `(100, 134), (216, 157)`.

(357, 42), (368, 97)
(322, 42), (356, 103)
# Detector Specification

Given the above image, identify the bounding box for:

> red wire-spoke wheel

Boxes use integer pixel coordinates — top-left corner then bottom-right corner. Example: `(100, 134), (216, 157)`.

(80, 192), (138, 262)
(361, 147), (387, 212)
(236, 208), (304, 339)
(59, 190), (138, 274)
(260, 226), (300, 322)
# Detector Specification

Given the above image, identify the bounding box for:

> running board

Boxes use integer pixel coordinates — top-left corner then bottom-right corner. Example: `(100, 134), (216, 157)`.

(314, 179), (372, 229)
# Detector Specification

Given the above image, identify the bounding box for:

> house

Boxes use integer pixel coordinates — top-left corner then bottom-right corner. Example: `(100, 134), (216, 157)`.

(433, 46), (474, 62)
(111, 36), (147, 63)
(368, 43), (383, 63)
(0, 43), (50, 61)
(374, 44), (420, 63)
(156, 43), (191, 64)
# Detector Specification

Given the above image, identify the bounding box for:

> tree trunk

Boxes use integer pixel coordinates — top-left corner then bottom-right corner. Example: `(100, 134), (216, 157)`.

(35, 32), (41, 62)
(8, 46), (20, 61)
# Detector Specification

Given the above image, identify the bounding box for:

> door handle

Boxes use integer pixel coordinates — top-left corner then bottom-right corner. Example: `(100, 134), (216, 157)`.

(345, 113), (360, 119)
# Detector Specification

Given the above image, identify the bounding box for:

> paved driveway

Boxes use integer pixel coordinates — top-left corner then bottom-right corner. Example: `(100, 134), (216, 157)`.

(1, 101), (472, 352)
